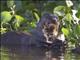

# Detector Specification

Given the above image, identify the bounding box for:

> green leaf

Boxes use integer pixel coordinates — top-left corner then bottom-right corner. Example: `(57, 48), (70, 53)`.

(61, 27), (69, 36)
(15, 15), (24, 23)
(33, 12), (40, 22)
(1, 11), (12, 23)
(53, 6), (65, 16)
(0, 28), (7, 34)
(13, 15), (25, 30)
(75, 25), (80, 35)
(65, 13), (72, 23)
(76, 7), (80, 18)
(14, 22), (20, 28)
(30, 22), (36, 28)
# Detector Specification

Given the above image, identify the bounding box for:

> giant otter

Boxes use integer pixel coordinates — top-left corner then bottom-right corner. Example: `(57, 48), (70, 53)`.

(1, 13), (66, 50)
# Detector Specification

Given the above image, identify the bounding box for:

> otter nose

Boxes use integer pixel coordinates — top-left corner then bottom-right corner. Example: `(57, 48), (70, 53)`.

(49, 37), (53, 41)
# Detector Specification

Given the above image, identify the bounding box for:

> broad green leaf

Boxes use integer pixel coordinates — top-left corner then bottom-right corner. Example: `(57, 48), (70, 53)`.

(53, 6), (65, 16)
(61, 27), (69, 36)
(1, 11), (12, 23)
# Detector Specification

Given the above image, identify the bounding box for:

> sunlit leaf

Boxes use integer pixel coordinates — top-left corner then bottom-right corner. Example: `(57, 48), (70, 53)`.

(1, 11), (12, 23)
(15, 15), (24, 23)
(61, 27), (69, 36)
(54, 6), (65, 16)
(14, 15), (25, 30)
(0, 28), (7, 34)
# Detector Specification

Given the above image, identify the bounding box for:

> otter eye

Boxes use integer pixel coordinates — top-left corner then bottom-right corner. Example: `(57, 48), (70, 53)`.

(47, 22), (51, 25)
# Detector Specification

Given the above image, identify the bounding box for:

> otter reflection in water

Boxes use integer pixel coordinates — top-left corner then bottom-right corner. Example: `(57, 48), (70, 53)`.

(1, 45), (64, 60)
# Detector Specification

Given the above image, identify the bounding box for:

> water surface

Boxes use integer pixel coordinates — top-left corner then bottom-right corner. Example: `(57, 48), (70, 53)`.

(0, 45), (80, 60)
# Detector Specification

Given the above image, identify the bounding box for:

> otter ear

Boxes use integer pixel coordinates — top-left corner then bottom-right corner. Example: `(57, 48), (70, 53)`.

(51, 14), (59, 21)
(53, 16), (58, 21)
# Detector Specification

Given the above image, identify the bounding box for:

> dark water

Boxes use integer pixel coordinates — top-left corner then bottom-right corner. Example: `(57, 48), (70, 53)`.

(0, 45), (80, 60)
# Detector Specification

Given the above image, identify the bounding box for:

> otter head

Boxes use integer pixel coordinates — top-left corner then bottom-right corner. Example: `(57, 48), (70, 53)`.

(37, 13), (59, 43)
(41, 13), (59, 43)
